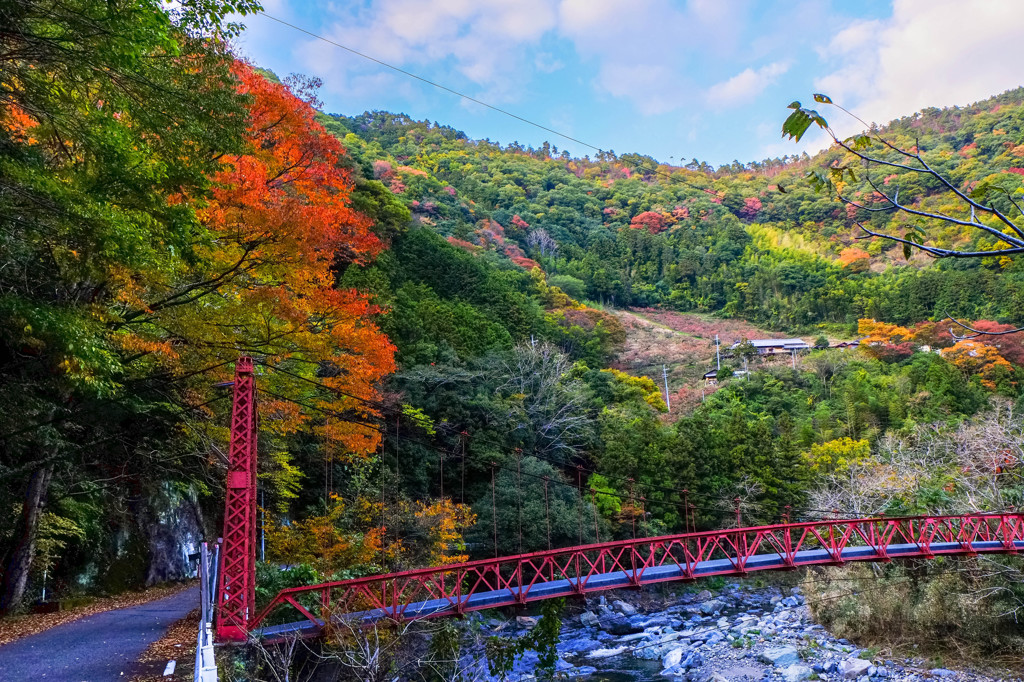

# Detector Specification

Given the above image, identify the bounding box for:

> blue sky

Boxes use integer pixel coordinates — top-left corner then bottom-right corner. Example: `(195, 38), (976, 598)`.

(237, 0), (1024, 167)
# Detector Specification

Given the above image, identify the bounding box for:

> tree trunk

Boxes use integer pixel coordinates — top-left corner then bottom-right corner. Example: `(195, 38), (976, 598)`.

(1, 465), (53, 614)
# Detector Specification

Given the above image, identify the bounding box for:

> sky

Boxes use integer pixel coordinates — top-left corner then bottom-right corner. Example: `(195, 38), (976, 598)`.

(237, 0), (1024, 167)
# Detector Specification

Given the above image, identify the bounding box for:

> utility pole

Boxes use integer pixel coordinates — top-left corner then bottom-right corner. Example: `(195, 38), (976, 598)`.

(715, 335), (721, 371)
(791, 348), (796, 370)
(662, 365), (671, 410)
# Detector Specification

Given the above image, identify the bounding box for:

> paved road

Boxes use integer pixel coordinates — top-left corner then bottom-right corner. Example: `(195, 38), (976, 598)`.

(0, 586), (198, 681)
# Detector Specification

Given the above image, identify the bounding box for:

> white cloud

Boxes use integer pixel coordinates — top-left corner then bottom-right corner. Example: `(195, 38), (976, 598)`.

(815, 0), (1024, 137)
(706, 61), (791, 108)
(292, 0), (559, 103)
(534, 52), (564, 73)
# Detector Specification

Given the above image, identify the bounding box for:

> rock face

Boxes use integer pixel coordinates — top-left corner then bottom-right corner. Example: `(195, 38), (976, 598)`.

(143, 482), (204, 586)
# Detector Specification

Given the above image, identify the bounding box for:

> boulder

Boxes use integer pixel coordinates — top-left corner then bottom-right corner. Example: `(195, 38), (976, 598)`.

(579, 610), (599, 628)
(516, 616), (537, 628)
(662, 647), (685, 670)
(613, 599), (638, 616)
(598, 613), (637, 636)
(929, 669), (956, 678)
(632, 643), (667, 660)
(681, 650), (704, 669)
(699, 599), (725, 615)
(781, 664), (813, 682)
(556, 636), (604, 654)
(838, 658), (872, 679)
(695, 589), (713, 601)
(759, 646), (800, 668)
(587, 646), (627, 659)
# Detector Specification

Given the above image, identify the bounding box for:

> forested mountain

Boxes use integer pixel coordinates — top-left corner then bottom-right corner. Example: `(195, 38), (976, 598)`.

(3, 2), (1024, 674)
(324, 89), (1024, 331)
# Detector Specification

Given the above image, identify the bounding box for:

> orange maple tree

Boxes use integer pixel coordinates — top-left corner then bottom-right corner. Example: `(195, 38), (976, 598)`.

(117, 63), (396, 458)
(941, 340), (1015, 389)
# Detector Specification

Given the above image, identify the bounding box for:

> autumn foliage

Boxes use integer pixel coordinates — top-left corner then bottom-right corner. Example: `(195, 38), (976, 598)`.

(941, 340), (1015, 389)
(265, 495), (391, 574)
(186, 64), (395, 455)
(629, 211), (668, 234)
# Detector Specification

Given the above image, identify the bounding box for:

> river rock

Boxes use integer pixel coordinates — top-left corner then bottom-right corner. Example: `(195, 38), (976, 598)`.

(557, 636), (603, 654)
(613, 599), (638, 616)
(760, 646), (800, 667)
(579, 610), (599, 628)
(838, 658), (872, 678)
(662, 647), (685, 669)
(516, 616), (537, 628)
(781, 664), (813, 682)
(699, 599), (725, 615)
(598, 613), (637, 636)
(930, 669), (956, 678)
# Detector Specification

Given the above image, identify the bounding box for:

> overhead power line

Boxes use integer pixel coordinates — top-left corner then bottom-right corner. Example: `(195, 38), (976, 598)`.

(256, 12), (718, 195)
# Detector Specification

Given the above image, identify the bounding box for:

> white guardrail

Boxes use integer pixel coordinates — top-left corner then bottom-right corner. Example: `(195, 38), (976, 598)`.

(194, 542), (219, 682)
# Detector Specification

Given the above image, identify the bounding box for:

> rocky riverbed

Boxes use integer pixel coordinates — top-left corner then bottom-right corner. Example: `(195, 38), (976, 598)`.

(458, 584), (1017, 681)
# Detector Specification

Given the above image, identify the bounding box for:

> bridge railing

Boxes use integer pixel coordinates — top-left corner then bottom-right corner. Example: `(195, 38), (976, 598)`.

(248, 512), (1024, 636)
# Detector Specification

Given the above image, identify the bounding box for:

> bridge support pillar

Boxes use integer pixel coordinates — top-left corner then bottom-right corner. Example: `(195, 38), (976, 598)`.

(215, 357), (258, 642)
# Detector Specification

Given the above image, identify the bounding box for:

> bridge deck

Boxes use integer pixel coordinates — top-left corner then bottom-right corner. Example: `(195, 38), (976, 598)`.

(255, 538), (1024, 639)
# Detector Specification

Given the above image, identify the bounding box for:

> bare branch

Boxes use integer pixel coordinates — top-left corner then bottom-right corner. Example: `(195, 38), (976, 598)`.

(944, 312), (1024, 341)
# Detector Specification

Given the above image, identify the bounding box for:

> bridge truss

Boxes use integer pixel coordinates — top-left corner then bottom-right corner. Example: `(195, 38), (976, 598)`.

(250, 512), (1024, 640)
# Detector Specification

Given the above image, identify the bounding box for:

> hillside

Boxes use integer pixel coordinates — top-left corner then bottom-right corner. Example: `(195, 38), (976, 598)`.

(321, 87), (1024, 333)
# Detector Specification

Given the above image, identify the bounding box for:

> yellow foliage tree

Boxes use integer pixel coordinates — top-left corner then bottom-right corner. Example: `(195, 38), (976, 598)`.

(414, 499), (477, 566)
(805, 437), (872, 475)
(265, 495), (397, 575)
(857, 319), (911, 345)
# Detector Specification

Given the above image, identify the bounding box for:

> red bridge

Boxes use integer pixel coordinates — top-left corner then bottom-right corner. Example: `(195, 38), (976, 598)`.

(250, 512), (1024, 639)
(212, 359), (1024, 642)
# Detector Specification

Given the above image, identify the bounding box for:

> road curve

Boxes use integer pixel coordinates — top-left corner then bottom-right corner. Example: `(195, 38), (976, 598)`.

(0, 586), (198, 681)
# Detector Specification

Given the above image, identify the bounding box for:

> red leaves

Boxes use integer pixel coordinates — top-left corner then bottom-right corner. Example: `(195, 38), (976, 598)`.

(629, 211), (667, 233)
(196, 63), (396, 455)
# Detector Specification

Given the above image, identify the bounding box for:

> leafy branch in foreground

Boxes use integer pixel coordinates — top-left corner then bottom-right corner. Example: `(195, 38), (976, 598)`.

(783, 93), (1024, 260)
(784, 93), (1024, 338)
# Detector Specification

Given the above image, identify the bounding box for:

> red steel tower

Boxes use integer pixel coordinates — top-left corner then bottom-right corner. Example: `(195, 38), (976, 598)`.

(215, 357), (258, 641)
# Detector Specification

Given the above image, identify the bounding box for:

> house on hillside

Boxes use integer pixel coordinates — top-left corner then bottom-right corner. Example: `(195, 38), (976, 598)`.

(730, 338), (811, 355)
